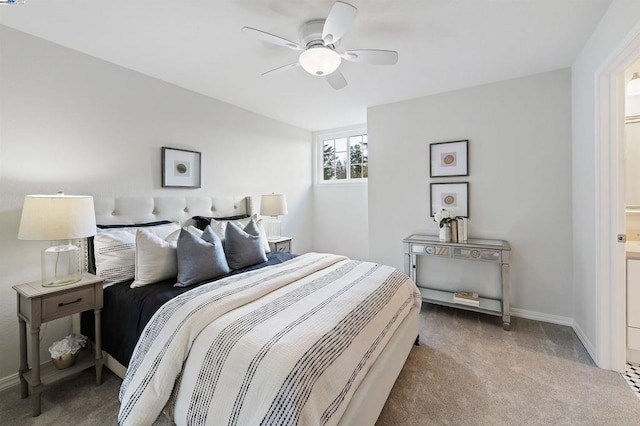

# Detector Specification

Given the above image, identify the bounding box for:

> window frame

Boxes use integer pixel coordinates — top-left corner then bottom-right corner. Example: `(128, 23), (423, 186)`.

(314, 125), (368, 185)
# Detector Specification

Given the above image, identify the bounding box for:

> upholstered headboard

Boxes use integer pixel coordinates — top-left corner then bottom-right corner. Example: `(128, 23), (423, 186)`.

(93, 196), (255, 226)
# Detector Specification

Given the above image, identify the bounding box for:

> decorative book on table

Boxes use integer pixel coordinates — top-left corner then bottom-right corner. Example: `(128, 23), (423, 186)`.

(453, 291), (479, 306)
(456, 218), (468, 242)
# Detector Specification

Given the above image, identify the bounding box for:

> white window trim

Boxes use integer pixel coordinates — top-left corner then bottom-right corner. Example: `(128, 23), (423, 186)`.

(313, 124), (368, 185)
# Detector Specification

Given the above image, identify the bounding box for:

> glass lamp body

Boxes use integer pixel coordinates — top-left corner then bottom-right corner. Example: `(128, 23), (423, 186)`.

(42, 240), (81, 286)
(266, 217), (282, 241)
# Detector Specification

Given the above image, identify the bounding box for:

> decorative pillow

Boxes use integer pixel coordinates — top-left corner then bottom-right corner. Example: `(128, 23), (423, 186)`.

(93, 222), (180, 287)
(193, 215), (250, 231)
(175, 226), (230, 287)
(201, 214), (271, 253)
(224, 221), (268, 270)
(131, 229), (178, 288)
(251, 217), (271, 253)
(88, 220), (175, 274)
(185, 225), (204, 238)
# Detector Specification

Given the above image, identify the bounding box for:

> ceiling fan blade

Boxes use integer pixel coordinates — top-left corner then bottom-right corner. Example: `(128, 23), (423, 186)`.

(326, 70), (348, 90)
(261, 62), (300, 76)
(322, 1), (357, 45)
(342, 49), (398, 65)
(242, 27), (303, 51)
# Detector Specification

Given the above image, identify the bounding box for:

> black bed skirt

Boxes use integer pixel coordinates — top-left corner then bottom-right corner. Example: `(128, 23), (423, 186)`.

(81, 252), (295, 367)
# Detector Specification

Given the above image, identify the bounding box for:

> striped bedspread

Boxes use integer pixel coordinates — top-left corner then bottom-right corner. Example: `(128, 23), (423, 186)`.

(118, 253), (421, 426)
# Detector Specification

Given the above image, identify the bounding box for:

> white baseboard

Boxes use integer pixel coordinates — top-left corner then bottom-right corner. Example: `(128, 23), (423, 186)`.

(511, 308), (597, 363)
(511, 307), (573, 326)
(572, 320), (597, 363)
(0, 372), (19, 392)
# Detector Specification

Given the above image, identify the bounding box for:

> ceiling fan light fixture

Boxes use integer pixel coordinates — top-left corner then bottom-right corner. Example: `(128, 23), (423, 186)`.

(299, 46), (341, 76)
(629, 72), (640, 96)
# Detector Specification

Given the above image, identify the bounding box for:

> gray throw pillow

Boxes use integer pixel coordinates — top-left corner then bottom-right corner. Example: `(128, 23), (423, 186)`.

(175, 226), (230, 287)
(243, 219), (262, 238)
(224, 221), (268, 270)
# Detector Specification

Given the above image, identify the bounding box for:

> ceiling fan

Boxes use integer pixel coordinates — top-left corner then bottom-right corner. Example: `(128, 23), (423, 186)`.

(242, 1), (398, 90)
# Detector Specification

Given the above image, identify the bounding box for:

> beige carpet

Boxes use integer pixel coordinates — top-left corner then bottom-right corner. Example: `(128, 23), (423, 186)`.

(1, 304), (639, 425)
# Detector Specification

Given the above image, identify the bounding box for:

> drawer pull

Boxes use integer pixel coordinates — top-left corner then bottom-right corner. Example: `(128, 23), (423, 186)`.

(58, 298), (82, 307)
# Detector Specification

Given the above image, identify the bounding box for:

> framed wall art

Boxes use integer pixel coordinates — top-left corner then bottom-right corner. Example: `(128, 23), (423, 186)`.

(430, 140), (468, 177)
(430, 182), (469, 218)
(162, 147), (201, 188)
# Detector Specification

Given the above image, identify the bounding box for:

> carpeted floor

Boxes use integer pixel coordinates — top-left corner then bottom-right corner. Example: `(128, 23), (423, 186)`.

(1, 304), (639, 425)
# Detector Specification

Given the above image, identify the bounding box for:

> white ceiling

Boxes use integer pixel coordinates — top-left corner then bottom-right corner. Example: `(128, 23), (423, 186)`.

(0, 0), (612, 131)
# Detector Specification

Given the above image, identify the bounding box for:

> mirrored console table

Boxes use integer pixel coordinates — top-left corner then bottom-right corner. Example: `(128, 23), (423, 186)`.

(402, 234), (512, 330)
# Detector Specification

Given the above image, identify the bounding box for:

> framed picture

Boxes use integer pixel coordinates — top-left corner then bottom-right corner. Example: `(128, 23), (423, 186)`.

(161, 147), (201, 188)
(430, 182), (469, 218)
(430, 140), (468, 177)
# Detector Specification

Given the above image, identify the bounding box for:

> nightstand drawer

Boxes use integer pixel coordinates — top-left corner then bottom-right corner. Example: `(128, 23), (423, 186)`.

(268, 237), (292, 254)
(42, 286), (95, 322)
(275, 240), (291, 253)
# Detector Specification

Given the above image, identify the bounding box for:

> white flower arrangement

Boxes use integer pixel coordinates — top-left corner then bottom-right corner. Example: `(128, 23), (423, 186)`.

(48, 334), (87, 359)
(433, 208), (456, 228)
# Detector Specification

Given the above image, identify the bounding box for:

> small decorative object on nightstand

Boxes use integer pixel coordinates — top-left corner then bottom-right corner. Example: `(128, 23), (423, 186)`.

(268, 236), (292, 254)
(13, 273), (104, 417)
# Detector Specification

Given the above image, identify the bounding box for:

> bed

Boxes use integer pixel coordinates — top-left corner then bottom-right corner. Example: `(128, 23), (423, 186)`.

(81, 196), (421, 426)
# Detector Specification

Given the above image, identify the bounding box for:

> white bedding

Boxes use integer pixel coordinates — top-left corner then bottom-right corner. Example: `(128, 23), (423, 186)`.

(118, 253), (420, 426)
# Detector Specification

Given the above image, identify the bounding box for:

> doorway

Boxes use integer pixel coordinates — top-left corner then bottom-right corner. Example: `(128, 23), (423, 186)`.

(597, 32), (640, 373)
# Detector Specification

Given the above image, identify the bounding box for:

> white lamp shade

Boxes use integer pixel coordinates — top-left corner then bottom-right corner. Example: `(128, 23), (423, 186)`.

(260, 194), (288, 217)
(299, 46), (341, 76)
(18, 194), (97, 241)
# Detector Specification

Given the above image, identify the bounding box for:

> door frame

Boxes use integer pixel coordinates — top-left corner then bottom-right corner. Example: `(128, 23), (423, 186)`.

(596, 28), (640, 372)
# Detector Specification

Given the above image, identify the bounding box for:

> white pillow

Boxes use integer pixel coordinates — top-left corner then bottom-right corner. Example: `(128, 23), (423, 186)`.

(253, 217), (271, 253)
(94, 222), (180, 287)
(131, 229), (178, 288)
(211, 214), (270, 253)
(186, 225), (204, 238)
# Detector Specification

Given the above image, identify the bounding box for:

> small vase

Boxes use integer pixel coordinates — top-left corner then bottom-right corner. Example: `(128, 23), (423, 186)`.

(439, 224), (451, 242)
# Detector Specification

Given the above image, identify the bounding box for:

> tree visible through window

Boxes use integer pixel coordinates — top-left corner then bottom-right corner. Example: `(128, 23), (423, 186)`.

(322, 133), (368, 182)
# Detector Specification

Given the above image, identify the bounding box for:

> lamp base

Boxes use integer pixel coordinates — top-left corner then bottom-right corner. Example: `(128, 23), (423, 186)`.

(266, 217), (282, 241)
(42, 243), (81, 287)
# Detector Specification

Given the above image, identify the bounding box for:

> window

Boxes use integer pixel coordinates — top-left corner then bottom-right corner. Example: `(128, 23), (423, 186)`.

(316, 128), (368, 183)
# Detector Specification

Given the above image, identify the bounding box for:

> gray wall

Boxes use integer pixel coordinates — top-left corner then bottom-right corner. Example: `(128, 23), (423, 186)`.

(367, 69), (573, 319)
(313, 183), (369, 260)
(0, 25), (312, 382)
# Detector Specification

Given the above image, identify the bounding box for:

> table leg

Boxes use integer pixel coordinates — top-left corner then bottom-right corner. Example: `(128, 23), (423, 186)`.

(502, 263), (511, 331)
(18, 317), (28, 398)
(30, 327), (41, 417)
(94, 308), (103, 385)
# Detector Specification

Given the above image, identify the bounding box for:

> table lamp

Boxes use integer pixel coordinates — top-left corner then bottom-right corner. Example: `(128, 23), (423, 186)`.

(18, 193), (97, 287)
(260, 193), (288, 240)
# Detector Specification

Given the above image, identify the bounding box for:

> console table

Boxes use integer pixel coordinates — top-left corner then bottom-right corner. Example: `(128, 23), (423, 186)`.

(403, 234), (511, 330)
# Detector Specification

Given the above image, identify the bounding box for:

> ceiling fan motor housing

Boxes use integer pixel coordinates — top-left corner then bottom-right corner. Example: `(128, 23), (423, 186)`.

(300, 19), (337, 49)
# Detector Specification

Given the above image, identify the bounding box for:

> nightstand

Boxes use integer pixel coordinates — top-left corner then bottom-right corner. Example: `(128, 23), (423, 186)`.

(268, 237), (292, 253)
(13, 273), (104, 416)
